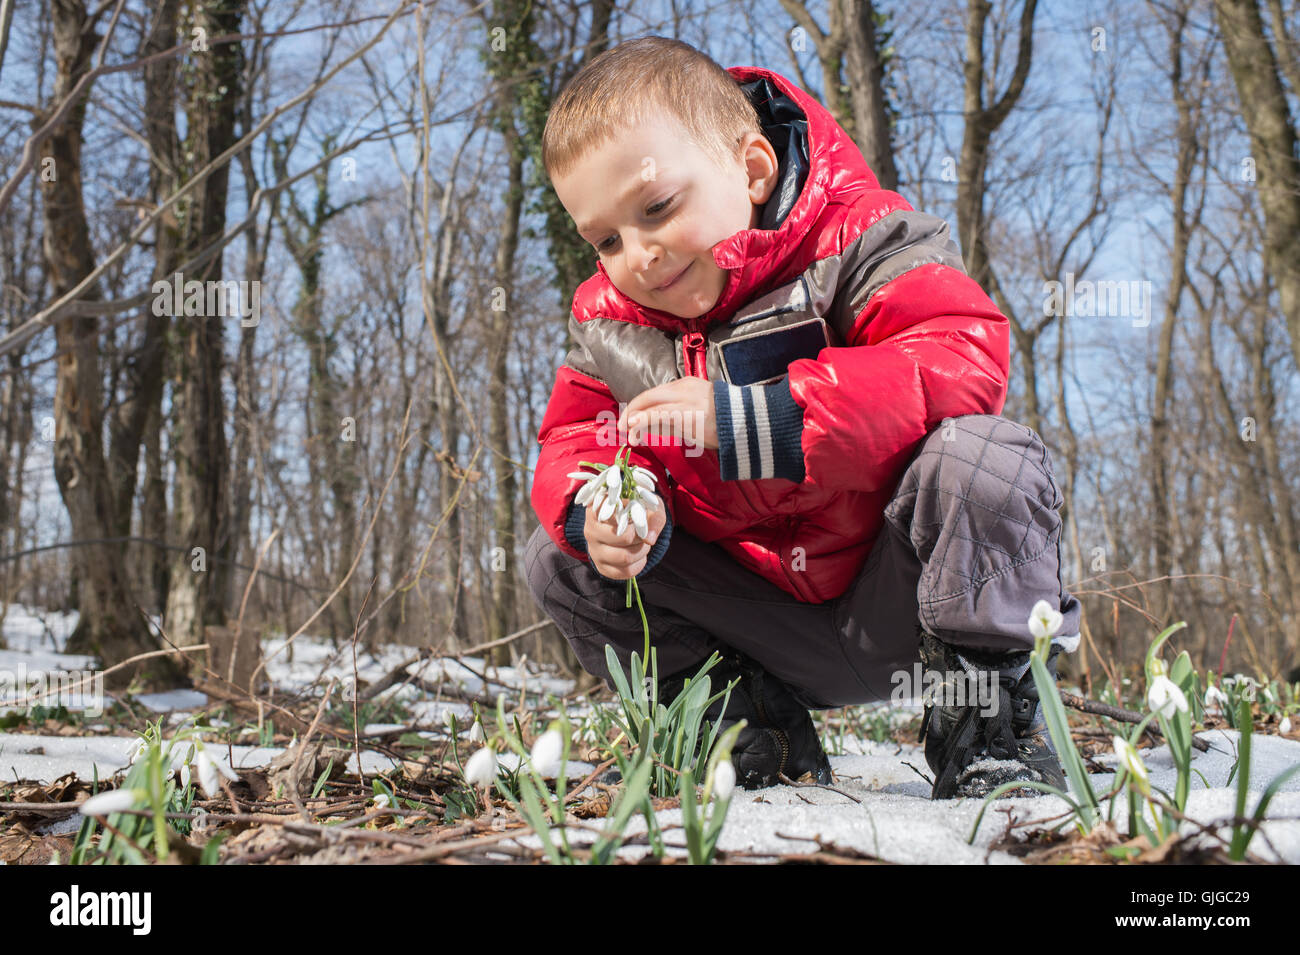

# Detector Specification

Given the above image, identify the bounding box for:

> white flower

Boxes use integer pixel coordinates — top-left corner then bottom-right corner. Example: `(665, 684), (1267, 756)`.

(1281, 716), (1293, 735)
(712, 760), (736, 802)
(1226, 674), (1258, 702)
(372, 793), (392, 809)
(636, 487), (662, 513)
(1112, 735), (1150, 793)
(80, 788), (145, 816)
(1204, 684), (1229, 714)
(629, 499), (649, 539)
(125, 737), (146, 766)
(604, 465), (622, 494)
(529, 730), (564, 777)
(1028, 600), (1063, 640)
(194, 742), (238, 798)
(1147, 675), (1189, 719)
(464, 746), (498, 787)
(572, 469), (604, 506)
(632, 466), (657, 490)
(467, 720), (486, 743)
(597, 489), (618, 522)
(615, 499), (632, 536)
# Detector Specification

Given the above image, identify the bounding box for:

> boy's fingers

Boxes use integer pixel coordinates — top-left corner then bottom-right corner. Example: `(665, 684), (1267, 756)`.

(619, 380), (684, 429)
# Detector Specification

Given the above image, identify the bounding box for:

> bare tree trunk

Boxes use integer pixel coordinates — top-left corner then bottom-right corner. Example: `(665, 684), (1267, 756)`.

(482, 0), (536, 662)
(778, 0), (899, 190)
(1213, 0), (1300, 373)
(955, 0), (1040, 431)
(164, 0), (245, 650)
(525, 0), (615, 318)
(431, 232), (470, 650)
(223, 3), (275, 621)
(412, 11), (472, 650)
(1150, 1), (1200, 627)
(273, 136), (364, 643)
(39, 0), (165, 680)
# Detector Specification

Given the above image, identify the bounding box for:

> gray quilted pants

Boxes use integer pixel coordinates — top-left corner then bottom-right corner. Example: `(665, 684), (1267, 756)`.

(523, 414), (1083, 708)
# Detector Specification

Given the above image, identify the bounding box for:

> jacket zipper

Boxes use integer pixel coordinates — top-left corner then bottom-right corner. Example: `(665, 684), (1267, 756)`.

(775, 516), (797, 596)
(682, 328), (707, 378)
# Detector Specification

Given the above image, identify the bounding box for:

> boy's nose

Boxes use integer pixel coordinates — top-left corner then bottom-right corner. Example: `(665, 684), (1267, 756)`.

(626, 236), (662, 277)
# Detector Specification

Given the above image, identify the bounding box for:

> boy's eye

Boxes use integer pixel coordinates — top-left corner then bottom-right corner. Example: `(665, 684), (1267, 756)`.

(594, 197), (674, 252)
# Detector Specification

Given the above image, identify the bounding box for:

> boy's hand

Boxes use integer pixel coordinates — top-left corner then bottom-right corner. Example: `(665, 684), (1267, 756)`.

(584, 501), (668, 580)
(618, 378), (718, 451)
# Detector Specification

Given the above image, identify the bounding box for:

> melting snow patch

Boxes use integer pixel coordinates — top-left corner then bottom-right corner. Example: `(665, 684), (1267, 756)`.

(133, 689), (210, 713)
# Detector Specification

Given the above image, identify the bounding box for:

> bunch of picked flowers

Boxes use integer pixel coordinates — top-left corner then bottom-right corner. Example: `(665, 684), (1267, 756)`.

(568, 446), (663, 660)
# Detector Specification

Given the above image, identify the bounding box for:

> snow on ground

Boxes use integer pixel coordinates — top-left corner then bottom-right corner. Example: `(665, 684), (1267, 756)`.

(3, 602), (1300, 864)
(0, 606), (90, 676)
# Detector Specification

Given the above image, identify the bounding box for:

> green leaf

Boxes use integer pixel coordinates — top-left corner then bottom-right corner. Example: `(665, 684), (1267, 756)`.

(1230, 699), (1255, 860)
(517, 774), (566, 865)
(312, 758), (335, 799)
(1030, 653), (1098, 827)
(1143, 621), (1188, 675)
(200, 830), (229, 865)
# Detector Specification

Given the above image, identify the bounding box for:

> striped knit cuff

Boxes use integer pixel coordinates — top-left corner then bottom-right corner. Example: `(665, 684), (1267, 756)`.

(713, 377), (805, 482)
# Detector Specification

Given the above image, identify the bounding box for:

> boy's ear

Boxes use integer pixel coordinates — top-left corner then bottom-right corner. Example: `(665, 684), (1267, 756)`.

(740, 131), (780, 206)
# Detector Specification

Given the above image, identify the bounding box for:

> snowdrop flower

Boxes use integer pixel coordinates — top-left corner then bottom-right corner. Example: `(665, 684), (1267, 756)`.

(713, 760), (736, 802)
(464, 746), (498, 787)
(627, 498), (649, 539)
(529, 729), (564, 777)
(1112, 735), (1150, 794)
(1281, 715), (1293, 736)
(1147, 675), (1189, 719)
(467, 720), (486, 743)
(1204, 684), (1229, 714)
(372, 793), (392, 810)
(80, 788), (145, 816)
(571, 459), (662, 541)
(125, 737), (146, 766)
(1028, 600), (1063, 641)
(570, 468), (604, 505)
(1224, 674), (1259, 702)
(194, 742), (239, 798)
(597, 487), (618, 522)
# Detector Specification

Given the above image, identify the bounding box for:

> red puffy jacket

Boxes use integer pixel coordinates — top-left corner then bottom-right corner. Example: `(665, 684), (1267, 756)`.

(530, 65), (1009, 603)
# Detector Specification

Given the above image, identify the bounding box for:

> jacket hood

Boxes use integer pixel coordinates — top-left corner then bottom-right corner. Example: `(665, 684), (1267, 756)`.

(583, 65), (881, 332)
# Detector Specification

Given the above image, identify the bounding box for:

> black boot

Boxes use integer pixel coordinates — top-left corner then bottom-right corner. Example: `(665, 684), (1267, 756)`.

(916, 627), (1066, 800)
(661, 651), (833, 790)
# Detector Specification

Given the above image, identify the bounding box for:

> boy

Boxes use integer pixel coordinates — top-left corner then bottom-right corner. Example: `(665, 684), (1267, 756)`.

(523, 37), (1083, 798)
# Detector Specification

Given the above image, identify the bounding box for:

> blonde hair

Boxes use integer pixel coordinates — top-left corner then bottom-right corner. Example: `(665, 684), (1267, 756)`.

(542, 36), (761, 183)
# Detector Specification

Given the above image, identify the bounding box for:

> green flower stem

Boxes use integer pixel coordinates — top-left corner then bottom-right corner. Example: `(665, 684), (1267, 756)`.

(628, 578), (650, 663)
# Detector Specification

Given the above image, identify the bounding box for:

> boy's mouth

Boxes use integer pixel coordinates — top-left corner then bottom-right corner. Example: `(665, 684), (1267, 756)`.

(656, 262), (691, 290)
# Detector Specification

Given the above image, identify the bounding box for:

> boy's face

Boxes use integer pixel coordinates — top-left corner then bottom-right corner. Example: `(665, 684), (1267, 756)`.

(553, 113), (779, 319)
